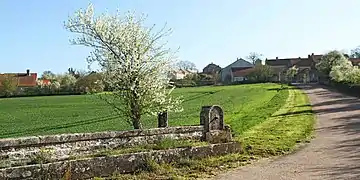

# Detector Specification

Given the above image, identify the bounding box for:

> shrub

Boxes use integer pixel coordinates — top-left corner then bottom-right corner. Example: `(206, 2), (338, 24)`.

(173, 79), (197, 88)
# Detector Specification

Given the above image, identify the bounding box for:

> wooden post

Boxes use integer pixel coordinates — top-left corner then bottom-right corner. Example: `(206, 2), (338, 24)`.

(158, 111), (168, 128)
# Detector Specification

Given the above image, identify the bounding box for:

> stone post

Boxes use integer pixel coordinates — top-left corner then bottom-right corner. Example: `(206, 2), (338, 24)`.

(200, 105), (231, 143)
(158, 111), (168, 128)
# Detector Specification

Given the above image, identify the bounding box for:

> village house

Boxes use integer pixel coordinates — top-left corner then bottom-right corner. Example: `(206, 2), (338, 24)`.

(202, 63), (222, 74)
(265, 53), (321, 82)
(169, 69), (195, 80)
(265, 53), (360, 83)
(220, 58), (254, 83)
(0, 69), (38, 88)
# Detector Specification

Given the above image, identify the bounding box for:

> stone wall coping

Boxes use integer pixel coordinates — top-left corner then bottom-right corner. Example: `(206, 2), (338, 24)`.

(0, 126), (204, 149)
(0, 142), (241, 179)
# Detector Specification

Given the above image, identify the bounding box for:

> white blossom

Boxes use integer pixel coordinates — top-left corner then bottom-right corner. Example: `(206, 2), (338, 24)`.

(50, 81), (61, 90)
(64, 4), (183, 129)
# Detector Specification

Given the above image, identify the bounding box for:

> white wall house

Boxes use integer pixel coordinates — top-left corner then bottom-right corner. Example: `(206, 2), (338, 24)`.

(170, 69), (195, 80)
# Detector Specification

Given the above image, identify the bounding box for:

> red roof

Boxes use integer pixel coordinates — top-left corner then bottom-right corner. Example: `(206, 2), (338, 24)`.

(0, 73), (37, 87)
(40, 79), (51, 85)
(231, 67), (255, 77)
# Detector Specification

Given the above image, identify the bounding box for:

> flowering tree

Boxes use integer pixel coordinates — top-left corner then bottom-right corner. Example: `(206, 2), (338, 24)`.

(75, 72), (105, 93)
(65, 4), (183, 129)
(329, 59), (353, 83)
(285, 66), (298, 83)
(54, 74), (77, 87)
(0, 75), (17, 97)
(316, 50), (349, 76)
(41, 71), (56, 80)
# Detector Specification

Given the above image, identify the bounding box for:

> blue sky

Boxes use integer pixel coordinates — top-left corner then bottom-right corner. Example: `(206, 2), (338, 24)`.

(1, 0), (360, 74)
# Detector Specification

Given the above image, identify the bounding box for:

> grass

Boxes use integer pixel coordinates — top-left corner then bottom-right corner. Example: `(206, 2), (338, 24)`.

(0, 83), (286, 138)
(100, 86), (315, 179)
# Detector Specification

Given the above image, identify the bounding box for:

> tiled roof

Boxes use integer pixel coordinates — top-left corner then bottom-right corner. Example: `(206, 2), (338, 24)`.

(203, 63), (221, 72)
(231, 67), (255, 77)
(224, 58), (253, 69)
(266, 55), (316, 67)
(312, 55), (323, 62)
(350, 58), (360, 65)
(266, 60), (289, 66)
(293, 59), (313, 67)
(0, 73), (37, 87)
(265, 57), (302, 66)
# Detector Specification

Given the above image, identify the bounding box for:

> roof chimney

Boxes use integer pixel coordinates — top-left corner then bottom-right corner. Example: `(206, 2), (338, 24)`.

(26, 69), (30, 76)
(276, 57), (278, 60)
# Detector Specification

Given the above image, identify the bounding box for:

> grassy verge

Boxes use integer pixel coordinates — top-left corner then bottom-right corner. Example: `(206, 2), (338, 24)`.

(101, 87), (315, 180)
(226, 86), (289, 136)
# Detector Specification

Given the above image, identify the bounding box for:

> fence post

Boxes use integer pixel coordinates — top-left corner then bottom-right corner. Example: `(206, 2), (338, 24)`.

(158, 111), (168, 128)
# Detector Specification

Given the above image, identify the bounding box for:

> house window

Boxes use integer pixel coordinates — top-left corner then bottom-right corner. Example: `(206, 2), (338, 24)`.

(233, 77), (245, 82)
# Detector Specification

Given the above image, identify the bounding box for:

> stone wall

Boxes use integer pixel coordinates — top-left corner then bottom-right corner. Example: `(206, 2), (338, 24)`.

(0, 142), (241, 180)
(0, 126), (204, 168)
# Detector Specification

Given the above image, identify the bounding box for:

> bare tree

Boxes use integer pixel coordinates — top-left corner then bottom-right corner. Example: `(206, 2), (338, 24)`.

(350, 46), (360, 58)
(41, 71), (56, 80)
(246, 52), (263, 65)
(175, 60), (197, 71)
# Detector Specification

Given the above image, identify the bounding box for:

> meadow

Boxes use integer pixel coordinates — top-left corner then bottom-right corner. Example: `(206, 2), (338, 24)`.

(0, 83), (288, 138)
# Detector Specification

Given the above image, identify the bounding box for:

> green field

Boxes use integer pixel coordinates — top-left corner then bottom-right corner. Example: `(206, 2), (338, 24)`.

(0, 83), (288, 138)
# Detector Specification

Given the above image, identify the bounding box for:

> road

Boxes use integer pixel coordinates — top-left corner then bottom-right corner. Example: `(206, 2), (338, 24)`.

(215, 84), (360, 180)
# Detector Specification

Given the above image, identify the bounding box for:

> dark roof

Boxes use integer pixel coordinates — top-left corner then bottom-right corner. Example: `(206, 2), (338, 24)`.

(231, 67), (255, 77)
(224, 58), (253, 69)
(203, 63), (221, 73)
(265, 59), (299, 66)
(350, 58), (360, 65)
(312, 55), (323, 61)
(203, 63), (221, 69)
(293, 59), (313, 66)
(266, 60), (287, 66)
(231, 67), (253, 72)
(266, 55), (317, 67)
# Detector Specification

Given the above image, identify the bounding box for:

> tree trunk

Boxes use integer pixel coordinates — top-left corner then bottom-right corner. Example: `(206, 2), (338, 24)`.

(132, 117), (142, 129)
(130, 85), (142, 129)
(130, 100), (142, 129)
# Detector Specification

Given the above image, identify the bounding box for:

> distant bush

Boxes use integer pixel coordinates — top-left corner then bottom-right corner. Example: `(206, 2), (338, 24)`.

(0, 72), (107, 98)
(173, 79), (197, 88)
(0, 86), (83, 98)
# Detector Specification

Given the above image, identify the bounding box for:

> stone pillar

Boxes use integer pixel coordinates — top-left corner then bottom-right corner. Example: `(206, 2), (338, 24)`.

(200, 106), (212, 126)
(200, 105), (231, 143)
(158, 111), (168, 128)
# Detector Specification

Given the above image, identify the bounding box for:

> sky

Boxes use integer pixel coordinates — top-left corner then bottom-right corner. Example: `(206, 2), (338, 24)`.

(1, 0), (360, 75)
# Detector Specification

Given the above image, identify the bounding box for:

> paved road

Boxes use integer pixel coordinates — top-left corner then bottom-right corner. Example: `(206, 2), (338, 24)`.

(215, 84), (360, 180)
